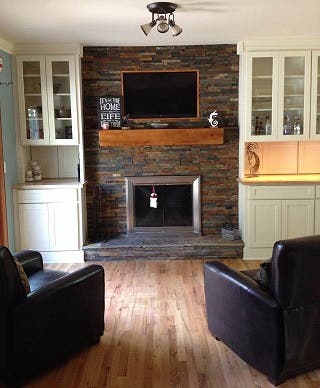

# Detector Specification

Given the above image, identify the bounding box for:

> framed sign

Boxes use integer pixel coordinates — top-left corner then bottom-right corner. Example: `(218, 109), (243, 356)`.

(97, 96), (122, 129)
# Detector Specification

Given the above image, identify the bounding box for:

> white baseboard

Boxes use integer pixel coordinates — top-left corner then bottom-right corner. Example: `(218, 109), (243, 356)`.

(41, 250), (84, 263)
(243, 246), (273, 260)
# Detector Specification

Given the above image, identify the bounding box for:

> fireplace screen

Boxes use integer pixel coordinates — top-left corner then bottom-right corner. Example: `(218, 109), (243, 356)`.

(126, 176), (201, 233)
(134, 185), (193, 227)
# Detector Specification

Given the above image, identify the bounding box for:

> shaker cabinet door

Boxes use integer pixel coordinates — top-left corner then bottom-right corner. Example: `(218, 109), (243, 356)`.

(18, 203), (50, 251)
(247, 199), (282, 247)
(48, 202), (80, 251)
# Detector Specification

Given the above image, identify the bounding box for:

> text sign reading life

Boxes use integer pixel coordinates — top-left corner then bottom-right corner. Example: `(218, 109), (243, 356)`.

(97, 96), (122, 128)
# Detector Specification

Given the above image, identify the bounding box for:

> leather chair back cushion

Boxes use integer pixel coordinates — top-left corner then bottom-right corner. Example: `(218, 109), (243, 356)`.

(0, 246), (27, 374)
(270, 235), (320, 309)
(14, 260), (30, 294)
(0, 246), (27, 306)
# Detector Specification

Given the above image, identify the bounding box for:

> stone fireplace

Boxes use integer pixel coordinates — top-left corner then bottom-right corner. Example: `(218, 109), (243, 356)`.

(126, 176), (201, 234)
(82, 44), (240, 242)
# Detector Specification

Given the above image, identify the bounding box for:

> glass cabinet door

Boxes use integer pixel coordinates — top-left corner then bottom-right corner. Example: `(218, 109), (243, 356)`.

(17, 57), (49, 144)
(278, 52), (311, 140)
(46, 56), (78, 144)
(247, 53), (277, 140)
(310, 51), (320, 139)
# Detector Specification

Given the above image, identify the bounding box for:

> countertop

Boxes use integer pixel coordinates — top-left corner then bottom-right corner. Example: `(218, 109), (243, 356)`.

(13, 178), (85, 190)
(239, 174), (320, 185)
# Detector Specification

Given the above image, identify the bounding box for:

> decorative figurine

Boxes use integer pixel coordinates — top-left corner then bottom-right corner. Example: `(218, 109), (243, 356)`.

(246, 142), (260, 176)
(208, 110), (218, 127)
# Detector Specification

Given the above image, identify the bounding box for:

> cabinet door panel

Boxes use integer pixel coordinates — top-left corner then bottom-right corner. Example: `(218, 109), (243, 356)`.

(310, 50), (320, 139)
(278, 51), (311, 141)
(18, 203), (50, 250)
(16, 56), (49, 145)
(281, 199), (314, 238)
(48, 202), (79, 250)
(248, 200), (281, 247)
(315, 199), (320, 234)
(46, 56), (78, 145)
(246, 52), (278, 141)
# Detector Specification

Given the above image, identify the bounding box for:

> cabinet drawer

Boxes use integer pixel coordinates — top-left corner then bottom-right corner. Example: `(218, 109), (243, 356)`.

(248, 185), (315, 199)
(17, 189), (77, 203)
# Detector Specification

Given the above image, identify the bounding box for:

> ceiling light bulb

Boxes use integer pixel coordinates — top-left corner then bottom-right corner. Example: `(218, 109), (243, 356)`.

(157, 15), (169, 33)
(169, 21), (182, 36)
(140, 20), (156, 36)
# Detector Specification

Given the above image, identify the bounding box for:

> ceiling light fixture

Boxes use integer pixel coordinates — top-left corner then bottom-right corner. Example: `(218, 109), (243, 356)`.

(140, 2), (183, 37)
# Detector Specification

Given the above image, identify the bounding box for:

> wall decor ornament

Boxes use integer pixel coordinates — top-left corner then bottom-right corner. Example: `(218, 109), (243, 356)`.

(208, 110), (218, 127)
(246, 142), (260, 176)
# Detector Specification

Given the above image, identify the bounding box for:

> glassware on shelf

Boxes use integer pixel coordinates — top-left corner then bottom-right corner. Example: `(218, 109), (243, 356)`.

(283, 115), (293, 135)
(265, 116), (272, 135)
(27, 107), (40, 139)
(293, 116), (302, 135)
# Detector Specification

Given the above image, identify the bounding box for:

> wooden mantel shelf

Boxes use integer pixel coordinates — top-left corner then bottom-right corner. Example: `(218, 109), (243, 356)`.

(99, 128), (224, 147)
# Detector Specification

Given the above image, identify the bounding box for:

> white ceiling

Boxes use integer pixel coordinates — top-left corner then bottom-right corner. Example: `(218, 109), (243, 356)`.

(0, 0), (320, 47)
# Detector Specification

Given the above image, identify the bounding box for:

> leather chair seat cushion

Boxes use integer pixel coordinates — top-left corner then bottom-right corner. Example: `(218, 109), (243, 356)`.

(28, 269), (68, 292)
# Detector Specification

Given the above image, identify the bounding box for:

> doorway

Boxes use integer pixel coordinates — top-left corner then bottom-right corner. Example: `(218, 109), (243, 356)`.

(0, 113), (8, 245)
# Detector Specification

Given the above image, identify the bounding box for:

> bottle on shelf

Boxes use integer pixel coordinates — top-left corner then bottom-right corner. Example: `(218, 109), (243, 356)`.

(283, 115), (293, 135)
(293, 116), (302, 135)
(265, 116), (272, 135)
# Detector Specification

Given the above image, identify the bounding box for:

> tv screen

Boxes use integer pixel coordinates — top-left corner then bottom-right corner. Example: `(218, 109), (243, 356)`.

(121, 70), (199, 119)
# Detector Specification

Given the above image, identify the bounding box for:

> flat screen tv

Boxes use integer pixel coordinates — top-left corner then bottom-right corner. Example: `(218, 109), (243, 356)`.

(121, 70), (199, 119)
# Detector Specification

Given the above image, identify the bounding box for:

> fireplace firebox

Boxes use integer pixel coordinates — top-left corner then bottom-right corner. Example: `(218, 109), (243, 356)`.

(126, 176), (201, 233)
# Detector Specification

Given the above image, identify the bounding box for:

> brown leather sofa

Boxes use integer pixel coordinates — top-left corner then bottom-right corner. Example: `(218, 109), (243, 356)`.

(0, 246), (105, 386)
(204, 235), (320, 385)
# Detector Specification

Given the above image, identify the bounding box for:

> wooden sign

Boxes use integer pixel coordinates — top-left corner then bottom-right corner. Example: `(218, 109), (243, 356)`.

(97, 96), (122, 129)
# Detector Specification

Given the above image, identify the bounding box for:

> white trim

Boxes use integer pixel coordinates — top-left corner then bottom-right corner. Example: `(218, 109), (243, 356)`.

(0, 36), (14, 54)
(41, 250), (84, 263)
(14, 43), (83, 56)
(238, 38), (320, 53)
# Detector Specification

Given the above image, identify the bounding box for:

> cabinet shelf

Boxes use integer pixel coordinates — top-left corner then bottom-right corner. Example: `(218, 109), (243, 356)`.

(99, 128), (224, 147)
(24, 93), (41, 96)
(23, 74), (41, 78)
(252, 76), (272, 79)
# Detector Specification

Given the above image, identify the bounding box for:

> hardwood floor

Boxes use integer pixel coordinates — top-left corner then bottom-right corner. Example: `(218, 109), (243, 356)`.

(21, 259), (320, 388)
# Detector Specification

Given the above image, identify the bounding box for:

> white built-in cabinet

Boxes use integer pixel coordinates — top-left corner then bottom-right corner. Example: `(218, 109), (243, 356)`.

(242, 184), (318, 259)
(13, 44), (86, 263)
(16, 55), (78, 145)
(14, 188), (84, 262)
(242, 49), (320, 142)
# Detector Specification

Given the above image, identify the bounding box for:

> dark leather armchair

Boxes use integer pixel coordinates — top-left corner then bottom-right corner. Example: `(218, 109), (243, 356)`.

(204, 235), (320, 385)
(0, 246), (105, 386)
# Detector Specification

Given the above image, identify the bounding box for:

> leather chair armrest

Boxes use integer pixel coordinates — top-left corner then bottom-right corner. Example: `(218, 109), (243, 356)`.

(204, 261), (284, 383)
(7, 265), (105, 383)
(14, 249), (43, 276)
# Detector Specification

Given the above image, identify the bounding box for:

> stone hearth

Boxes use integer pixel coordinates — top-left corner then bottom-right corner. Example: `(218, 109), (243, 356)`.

(83, 233), (243, 261)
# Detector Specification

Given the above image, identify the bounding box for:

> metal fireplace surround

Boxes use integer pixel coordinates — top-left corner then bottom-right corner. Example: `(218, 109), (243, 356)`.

(125, 175), (201, 234)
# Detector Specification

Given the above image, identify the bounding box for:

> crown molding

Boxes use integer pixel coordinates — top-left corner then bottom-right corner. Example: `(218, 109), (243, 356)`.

(13, 43), (83, 56)
(237, 38), (320, 54)
(0, 36), (14, 54)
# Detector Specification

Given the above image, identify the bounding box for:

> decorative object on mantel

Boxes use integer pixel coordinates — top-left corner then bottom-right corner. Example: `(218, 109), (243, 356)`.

(97, 96), (122, 129)
(208, 110), (219, 127)
(150, 122), (169, 129)
(99, 127), (224, 147)
(246, 142), (260, 176)
(141, 2), (182, 37)
(121, 114), (131, 129)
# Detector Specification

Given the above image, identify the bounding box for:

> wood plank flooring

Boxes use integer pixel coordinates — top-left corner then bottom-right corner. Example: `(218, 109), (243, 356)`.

(19, 259), (320, 387)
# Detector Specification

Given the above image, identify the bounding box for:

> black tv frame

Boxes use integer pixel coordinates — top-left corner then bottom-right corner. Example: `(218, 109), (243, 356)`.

(121, 70), (200, 121)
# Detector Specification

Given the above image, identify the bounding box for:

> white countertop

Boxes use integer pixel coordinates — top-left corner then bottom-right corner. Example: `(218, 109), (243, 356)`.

(239, 174), (320, 185)
(13, 178), (85, 190)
